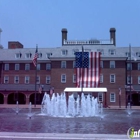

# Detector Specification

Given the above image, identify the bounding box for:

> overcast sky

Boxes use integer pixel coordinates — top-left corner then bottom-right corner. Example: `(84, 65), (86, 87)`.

(0, 0), (140, 48)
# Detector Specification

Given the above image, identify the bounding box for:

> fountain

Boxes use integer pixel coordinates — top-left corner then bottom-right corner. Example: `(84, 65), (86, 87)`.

(13, 101), (21, 115)
(41, 92), (99, 117)
(126, 102), (134, 116)
(28, 102), (32, 119)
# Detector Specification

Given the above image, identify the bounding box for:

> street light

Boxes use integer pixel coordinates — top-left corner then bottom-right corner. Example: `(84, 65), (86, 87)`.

(118, 88), (121, 108)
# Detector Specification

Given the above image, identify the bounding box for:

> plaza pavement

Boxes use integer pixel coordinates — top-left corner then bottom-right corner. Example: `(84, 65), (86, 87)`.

(0, 132), (129, 140)
(0, 105), (140, 140)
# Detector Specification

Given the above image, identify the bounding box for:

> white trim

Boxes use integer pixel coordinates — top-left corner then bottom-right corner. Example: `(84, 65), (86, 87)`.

(64, 87), (107, 92)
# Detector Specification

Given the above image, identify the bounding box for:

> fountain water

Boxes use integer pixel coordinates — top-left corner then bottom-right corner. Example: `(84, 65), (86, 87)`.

(28, 102), (32, 119)
(41, 92), (99, 117)
(13, 101), (20, 115)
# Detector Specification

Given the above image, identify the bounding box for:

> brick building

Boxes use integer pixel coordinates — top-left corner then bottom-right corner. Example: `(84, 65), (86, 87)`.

(0, 28), (140, 108)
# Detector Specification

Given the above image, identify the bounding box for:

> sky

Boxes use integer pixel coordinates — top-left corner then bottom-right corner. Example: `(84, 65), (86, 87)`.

(0, 0), (140, 48)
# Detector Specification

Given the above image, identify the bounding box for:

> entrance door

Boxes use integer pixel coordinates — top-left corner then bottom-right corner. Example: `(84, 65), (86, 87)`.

(132, 93), (140, 106)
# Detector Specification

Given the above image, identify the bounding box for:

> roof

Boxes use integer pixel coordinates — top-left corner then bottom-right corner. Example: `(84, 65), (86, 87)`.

(64, 87), (107, 92)
(0, 45), (140, 61)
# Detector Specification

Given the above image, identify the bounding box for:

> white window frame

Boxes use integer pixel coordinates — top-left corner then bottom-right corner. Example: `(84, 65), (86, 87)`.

(110, 93), (116, 102)
(98, 92), (103, 102)
(138, 76), (140, 84)
(73, 74), (76, 83)
(127, 75), (132, 84)
(136, 52), (140, 57)
(138, 63), (140, 70)
(38, 53), (42, 58)
(4, 76), (9, 84)
(25, 64), (30, 70)
(127, 63), (132, 70)
(25, 53), (31, 58)
(25, 76), (30, 84)
(61, 74), (66, 83)
(36, 76), (40, 84)
(100, 61), (103, 68)
(46, 53), (52, 58)
(15, 64), (20, 70)
(37, 64), (40, 70)
(97, 49), (104, 55)
(14, 76), (19, 84)
(46, 63), (51, 70)
(5, 64), (9, 70)
(61, 50), (68, 56)
(46, 75), (51, 84)
(61, 61), (66, 68)
(109, 49), (115, 55)
(110, 74), (115, 83)
(110, 61), (115, 68)
(100, 74), (103, 83)
(15, 53), (21, 59)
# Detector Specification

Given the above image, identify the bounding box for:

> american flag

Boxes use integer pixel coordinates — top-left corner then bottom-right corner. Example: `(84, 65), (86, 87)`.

(32, 47), (38, 67)
(75, 51), (100, 88)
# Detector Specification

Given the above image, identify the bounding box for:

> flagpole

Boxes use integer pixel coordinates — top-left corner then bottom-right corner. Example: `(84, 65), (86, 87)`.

(81, 45), (84, 93)
(129, 44), (132, 108)
(34, 44), (38, 107)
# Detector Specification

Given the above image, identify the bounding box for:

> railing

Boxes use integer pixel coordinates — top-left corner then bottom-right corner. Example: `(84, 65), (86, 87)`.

(63, 39), (113, 45)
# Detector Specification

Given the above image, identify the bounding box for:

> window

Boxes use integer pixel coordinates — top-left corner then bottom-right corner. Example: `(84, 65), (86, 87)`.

(15, 53), (21, 59)
(109, 49), (115, 55)
(97, 49), (104, 55)
(14, 76), (19, 84)
(36, 76), (40, 84)
(100, 74), (103, 83)
(37, 64), (40, 70)
(98, 92), (103, 102)
(25, 76), (30, 84)
(138, 76), (140, 84)
(38, 53), (42, 58)
(110, 93), (115, 102)
(110, 61), (115, 68)
(61, 50), (68, 56)
(126, 52), (130, 57)
(73, 74), (76, 83)
(5, 64), (9, 70)
(46, 63), (51, 70)
(127, 63), (132, 70)
(46, 53), (52, 59)
(61, 74), (66, 83)
(25, 64), (30, 70)
(4, 76), (9, 84)
(15, 64), (20, 70)
(127, 76), (132, 84)
(136, 52), (140, 57)
(46, 75), (51, 84)
(73, 61), (76, 68)
(73, 49), (79, 55)
(100, 61), (103, 68)
(138, 63), (140, 70)
(110, 74), (115, 83)
(25, 53), (31, 58)
(61, 61), (66, 68)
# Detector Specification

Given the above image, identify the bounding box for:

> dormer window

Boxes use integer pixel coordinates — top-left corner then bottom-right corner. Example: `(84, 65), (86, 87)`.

(136, 52), (140, 57)
(38, 53), (42, 58)
(109, 49), (115, 55)
(125, 52), (130, 57)
(46, 53), (52, 59)
(61, 50), (68, 56)
(97, 49), (104, 55)
(25, 53), (32, 58)
(73, 49), (79, 55)
(15, 53), (21, 59)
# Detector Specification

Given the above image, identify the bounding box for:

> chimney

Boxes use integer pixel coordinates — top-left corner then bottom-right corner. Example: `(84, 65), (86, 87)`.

(61, 28), (67, 45)
(110, 28), (116, 46)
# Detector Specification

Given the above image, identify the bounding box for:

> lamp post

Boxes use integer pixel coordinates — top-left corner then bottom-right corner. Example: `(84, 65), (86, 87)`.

(41, 85), (44, 103)
(118, 88), (121, 108)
